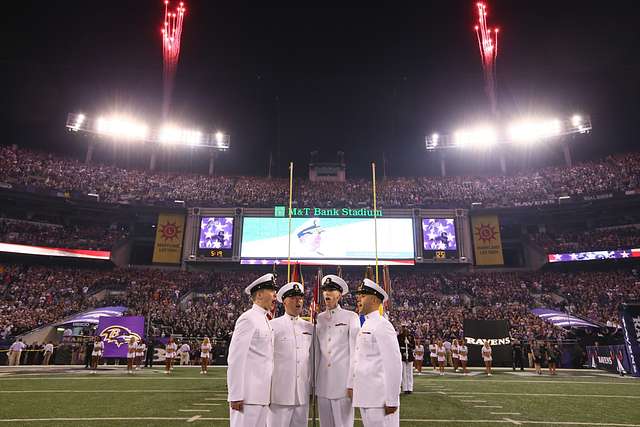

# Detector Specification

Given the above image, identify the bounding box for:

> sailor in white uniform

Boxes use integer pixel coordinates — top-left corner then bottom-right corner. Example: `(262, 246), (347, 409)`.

(227, 273), (278, 427)
(267, 281), (314, 427)
(351, 279), (402, 427)
(316, 274), (360, 427)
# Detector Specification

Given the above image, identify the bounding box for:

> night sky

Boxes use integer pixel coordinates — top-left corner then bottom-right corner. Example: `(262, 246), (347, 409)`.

(2, 1), (639, 177)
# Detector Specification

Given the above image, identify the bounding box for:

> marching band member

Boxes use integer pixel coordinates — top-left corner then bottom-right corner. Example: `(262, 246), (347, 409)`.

(90, 336), (103, 374)
(436, 339), (446, 376)
(165, 337), (177, 374)
(135, 339), (146, 370)
(351, 279), (402, 427)
(267, 282), (313, 427)
(451, 339), (460, 372)
(227, 273), (277, 427)
(200, 337), (212, 374)
(127, 336), (137, 374)
(458, 338), (469, 375)
(482, 340), (493, 376)
(316, 274), (360, 427)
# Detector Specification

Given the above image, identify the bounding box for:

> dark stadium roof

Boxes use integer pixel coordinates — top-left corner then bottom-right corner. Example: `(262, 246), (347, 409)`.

(3, 1), (639, 177)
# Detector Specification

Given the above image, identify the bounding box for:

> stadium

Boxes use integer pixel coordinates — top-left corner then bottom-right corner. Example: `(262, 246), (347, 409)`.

(2, 1), (640, 426)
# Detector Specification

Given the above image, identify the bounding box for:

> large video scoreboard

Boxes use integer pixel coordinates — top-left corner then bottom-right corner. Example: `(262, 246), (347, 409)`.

(182, 207), (472, 265)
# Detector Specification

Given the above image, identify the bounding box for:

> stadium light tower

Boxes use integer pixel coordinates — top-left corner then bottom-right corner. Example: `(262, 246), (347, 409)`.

(425, 113), (592, 175)
(66, 113), (231, 174)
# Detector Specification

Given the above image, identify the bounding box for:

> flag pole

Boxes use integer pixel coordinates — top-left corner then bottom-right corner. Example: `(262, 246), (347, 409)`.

(372, 162), (379, 283)
(287, 162), (294, 282)
(310, 267), (321, 427)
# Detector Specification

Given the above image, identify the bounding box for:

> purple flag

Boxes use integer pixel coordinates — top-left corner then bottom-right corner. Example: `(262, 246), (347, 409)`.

(199, 217), (234, 249)
(422, 218), (457, 250)
(97, 316), (145, 358)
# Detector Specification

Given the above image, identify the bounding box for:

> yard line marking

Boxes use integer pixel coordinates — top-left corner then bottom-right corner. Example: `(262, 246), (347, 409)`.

(440, 392), (640, 399)
(179, 409), (210, 413)
(459, 400), (486, 403)
(474, 405), (503, 408)
(192, 403), (221, 406)
(0, 418), (638, 426)
(0, 390), (210, 393)
(418, 379), (640, 385)
(492, 413), (521, 415)
(186, 415), (201, 423)
(0, 417), (225, 422)
(0, 377), (226, 381)
(503, 418), (523, 426)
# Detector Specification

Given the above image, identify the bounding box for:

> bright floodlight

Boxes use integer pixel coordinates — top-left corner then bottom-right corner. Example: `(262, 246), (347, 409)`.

(159, 125), (203, 146)
(95, 116), (149, 141)
(215, 131), (224, 144)
(508, 118), (562, 144)
(571, 114), (582, 127)
(454, 125), (496, 149)
(70, 114), (85, 131)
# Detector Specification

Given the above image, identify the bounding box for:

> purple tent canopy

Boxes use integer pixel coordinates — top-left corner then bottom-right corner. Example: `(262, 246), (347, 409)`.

(55, 306), (127, 326)
(531, 308), (600, 328)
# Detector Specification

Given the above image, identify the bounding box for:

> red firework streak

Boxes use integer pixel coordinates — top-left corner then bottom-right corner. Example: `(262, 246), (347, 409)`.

(161, 1), (186, 118)
(474, 2), (499, 115)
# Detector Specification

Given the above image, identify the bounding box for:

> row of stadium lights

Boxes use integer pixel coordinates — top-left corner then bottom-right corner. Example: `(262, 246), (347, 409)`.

(69, 113), (228, 148)
(427, 114), (590, 150)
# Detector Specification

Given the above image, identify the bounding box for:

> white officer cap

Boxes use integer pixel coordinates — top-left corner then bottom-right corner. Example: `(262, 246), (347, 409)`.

(276, 281), (305, 303)
(244, 273), (277, 296)
(354, 278), (388, 303)
(295, 218), (324, 238)
(320, 274), (349, 295)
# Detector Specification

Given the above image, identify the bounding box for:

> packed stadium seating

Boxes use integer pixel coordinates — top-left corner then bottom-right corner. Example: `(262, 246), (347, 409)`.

(0, 218), (128, 251)
(2, 265), (637, 343)
(531, 225), (640, 253)
(2, 145), (640, 208)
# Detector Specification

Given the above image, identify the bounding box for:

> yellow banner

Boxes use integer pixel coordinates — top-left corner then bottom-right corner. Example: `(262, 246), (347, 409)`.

(152, 213), (186, 264)
(471, 215), (504, 266)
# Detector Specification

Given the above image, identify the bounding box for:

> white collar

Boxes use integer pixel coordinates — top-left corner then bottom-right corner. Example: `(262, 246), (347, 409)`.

(327, 304), (342, 315)
(252, 304), (268, 315)
(364, 310), (381, 321)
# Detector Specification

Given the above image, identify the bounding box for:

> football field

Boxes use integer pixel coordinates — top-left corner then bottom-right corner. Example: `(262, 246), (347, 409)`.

(1, 366), (639, 426)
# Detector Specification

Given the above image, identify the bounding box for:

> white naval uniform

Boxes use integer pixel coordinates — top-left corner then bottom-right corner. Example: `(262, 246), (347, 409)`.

(267, 314), (314, 427)
(316, 304), (360, 427)
(352, 310), (402, 427)
(227, 304), (274, 427)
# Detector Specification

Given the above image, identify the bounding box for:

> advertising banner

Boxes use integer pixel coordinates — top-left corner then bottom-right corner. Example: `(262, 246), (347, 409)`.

(97, 316), (145, 358)
(471, 215), (504, 265)
(620, 302), (640, 377)
(463, 319), (512, 366)
(586, 344), (633, 376)
(152, 213), (186, 264)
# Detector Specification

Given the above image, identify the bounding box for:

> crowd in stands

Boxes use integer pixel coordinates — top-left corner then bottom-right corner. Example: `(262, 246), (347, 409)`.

(2, 145), (640, 208)
(532, 226), (640, 253)
(2, 264), (638, 345)
(0, 219), (128, 251)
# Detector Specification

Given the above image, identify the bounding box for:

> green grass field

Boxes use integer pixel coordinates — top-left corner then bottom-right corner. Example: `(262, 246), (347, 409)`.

(1, 366), (639, 426)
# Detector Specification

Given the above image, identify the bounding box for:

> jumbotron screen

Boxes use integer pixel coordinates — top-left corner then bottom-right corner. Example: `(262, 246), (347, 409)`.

(240, 217), (415, 265)
(197, 217), (234, 258)
(422, 218), (458, 260)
